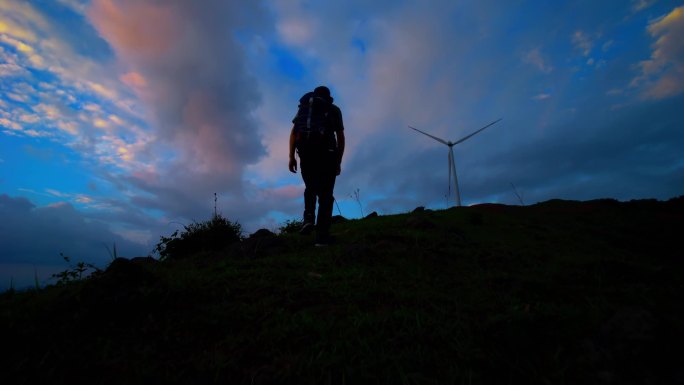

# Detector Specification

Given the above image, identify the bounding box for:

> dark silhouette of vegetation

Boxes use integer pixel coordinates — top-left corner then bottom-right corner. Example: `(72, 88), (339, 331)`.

(1, 197), (683, 384)
(278, 218), (304, 234)
(51, 253), (100, 285)
(510, 182), (525, 205)
(154, 213), (242, 261)
(350, 187), (363, 217)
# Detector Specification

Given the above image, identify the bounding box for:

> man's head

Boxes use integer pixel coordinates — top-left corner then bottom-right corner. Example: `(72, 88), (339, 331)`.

(314, 86), (333, 102)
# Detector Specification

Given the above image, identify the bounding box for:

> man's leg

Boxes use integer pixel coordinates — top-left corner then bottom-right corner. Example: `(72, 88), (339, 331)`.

(300, 156), (318, 227)
(315, 154), (337, 237)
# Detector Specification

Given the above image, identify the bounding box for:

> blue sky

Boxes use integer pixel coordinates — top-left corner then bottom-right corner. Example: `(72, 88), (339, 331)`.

(1, 0), (683, 287)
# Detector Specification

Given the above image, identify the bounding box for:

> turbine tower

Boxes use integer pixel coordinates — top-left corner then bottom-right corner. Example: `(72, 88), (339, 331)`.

(409, 118), (502, 207)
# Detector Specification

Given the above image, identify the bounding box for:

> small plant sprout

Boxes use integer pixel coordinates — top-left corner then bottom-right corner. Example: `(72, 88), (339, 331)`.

(334, 197), (343, 216)
(34, 267), (40, 290)
(351, 188), (364, 218)
(510, 182), (525, 206)
(104, 242), (119, 262)
(214, 192), (218, 218)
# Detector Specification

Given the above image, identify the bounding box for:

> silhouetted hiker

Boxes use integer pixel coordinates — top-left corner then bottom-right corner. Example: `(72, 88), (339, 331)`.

(289, 86), (345, 246)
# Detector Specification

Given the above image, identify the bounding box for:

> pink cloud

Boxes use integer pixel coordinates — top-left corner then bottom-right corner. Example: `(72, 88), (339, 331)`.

(87, 0), (177, 59)
(81, 0), (272, 227)
(270, 185), (303, 200)
(120, 71), (147, 89)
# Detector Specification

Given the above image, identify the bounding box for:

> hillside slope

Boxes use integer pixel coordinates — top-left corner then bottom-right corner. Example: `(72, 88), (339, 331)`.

(1, 198), (682, 384)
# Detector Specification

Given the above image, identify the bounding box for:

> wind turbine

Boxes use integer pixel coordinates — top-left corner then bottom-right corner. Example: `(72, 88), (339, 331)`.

(409, 118), (502, 207)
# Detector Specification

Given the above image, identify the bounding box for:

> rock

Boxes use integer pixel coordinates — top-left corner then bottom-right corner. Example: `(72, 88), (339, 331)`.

(241, 230), (285, 258)
(331, 215), (348, 224)
(82, 257), (156, 305)
(364, 211), (379, 219)
(103, 257), (154, 284)
(130, 256), (157, 266)
(250, 228), (276, 238)
(412, 206), (425, 213)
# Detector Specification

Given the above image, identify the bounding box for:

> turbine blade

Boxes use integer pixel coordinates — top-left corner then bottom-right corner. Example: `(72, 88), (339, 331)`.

(408, 125), (449, 145)
(453, 118), (502, 145)
(451, 147), (461, 206)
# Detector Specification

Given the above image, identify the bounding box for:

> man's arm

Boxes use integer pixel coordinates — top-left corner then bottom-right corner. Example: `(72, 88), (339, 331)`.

(288, 126), (297, 173)
(332, 105), (345, 176)
(336, 130), (345, 176)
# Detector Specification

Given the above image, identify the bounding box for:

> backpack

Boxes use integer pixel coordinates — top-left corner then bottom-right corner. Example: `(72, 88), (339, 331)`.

(292, 92), (337, 155)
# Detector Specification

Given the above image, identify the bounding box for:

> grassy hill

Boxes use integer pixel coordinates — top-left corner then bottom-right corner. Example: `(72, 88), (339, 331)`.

(1, 198), (682, 384)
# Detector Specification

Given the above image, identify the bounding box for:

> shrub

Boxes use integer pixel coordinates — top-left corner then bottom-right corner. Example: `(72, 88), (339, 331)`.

(155, 214), (243, 261)
(278, 218), (303, 234)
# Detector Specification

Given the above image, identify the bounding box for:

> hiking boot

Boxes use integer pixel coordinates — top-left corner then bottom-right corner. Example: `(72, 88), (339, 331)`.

(314, 233), (335, 247)
(299, 222), (314, 235)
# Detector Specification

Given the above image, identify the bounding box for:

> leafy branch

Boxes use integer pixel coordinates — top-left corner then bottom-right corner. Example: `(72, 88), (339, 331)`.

(51, 253), (100, 285)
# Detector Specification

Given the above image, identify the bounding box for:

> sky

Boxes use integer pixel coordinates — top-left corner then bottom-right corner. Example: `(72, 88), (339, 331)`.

(1, 0), (683, 288)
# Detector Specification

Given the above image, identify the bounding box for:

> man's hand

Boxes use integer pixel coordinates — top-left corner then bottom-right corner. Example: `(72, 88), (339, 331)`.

(289, 157), (298, 173)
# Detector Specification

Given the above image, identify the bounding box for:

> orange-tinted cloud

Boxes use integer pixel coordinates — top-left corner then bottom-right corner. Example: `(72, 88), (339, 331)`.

(120, 71), (147, 89)
(635, 6), (684, 99)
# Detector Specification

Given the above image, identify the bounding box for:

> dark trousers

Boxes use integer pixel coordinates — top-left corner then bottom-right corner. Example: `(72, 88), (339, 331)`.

(300, 150), (337, 234)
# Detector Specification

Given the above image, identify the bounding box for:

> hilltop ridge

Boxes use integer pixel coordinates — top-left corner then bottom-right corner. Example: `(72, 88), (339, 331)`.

(1, 197), (683, 384)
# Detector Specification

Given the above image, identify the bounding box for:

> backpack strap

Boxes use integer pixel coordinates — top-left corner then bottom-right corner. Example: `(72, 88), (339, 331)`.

(306, 95), (314, 130)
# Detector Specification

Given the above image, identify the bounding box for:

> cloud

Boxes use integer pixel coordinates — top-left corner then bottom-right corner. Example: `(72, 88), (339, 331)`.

(631, 0), (657, 13)
(120, 71), (147, 90)
(602, 40), (614, 52)
(86, 0), (270, 219)
(252, 0), (684, 215)
(0, 63), (27, 77)
(2, 0), (683, 276)
(572, 30), (594, 57)
(0, 194), (147, 288)
(532, 93), (551, 100)
(0, 1), (44, 42)
(0, 117), (22, 131)
(0, 34), (35, 54)
(256, 1), (545, 208)
(523, 48), (553, 73)
(56, 0), (89, 15)
(0, 0), (150, 166)
(633, 6), (684, 100)
(483, 93), (684, 202)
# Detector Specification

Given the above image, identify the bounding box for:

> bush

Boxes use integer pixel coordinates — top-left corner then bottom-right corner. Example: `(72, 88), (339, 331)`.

(278, 218), (303, 234)
(155, 214), (243, 261)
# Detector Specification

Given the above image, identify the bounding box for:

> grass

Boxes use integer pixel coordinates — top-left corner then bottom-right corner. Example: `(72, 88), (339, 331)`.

(33, 268), (39, 291)
(1, 197), (682, 384)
